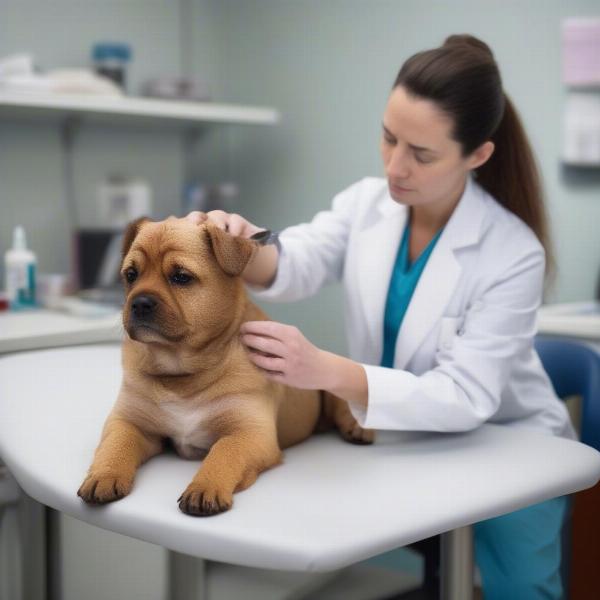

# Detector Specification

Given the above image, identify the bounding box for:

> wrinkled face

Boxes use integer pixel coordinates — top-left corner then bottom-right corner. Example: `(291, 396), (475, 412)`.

(380, 85), (490, 210)
(121, 217), (256, 348)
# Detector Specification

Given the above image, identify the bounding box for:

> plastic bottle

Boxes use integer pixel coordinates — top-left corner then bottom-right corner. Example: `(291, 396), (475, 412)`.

(4, 226), (37, 309)
(92, 42), (132, 91)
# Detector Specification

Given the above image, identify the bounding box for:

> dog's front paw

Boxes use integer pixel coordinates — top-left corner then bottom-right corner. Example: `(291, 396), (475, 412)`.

(339, 421), (375, 445)
(77, 472), (133, 505)
(325, 392), (375, 445)
(178, 480), (233, 517)
(334, 407), (375, 444)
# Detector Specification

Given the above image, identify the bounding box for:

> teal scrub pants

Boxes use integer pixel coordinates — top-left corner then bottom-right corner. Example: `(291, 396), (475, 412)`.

(474, 495), (570, 600)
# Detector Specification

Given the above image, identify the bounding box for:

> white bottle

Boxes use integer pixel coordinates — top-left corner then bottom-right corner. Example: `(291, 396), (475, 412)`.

(4, 226), (37, 309)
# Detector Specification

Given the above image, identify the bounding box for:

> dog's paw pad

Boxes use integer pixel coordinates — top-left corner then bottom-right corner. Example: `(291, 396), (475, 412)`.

(77, 474), (132, 504)
(178, 484), (233, 516)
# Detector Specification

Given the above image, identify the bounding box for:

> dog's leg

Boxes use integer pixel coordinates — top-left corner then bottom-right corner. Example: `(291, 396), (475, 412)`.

(322, 391), (375, 445)
(78, 416), (162, 504)
(178, 430), (281, 516)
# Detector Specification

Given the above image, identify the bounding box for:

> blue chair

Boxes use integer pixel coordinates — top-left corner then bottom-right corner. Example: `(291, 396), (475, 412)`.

(534, 335), (600, 599)
(534, 336), (600, 451)
(389, 337), (600, 600)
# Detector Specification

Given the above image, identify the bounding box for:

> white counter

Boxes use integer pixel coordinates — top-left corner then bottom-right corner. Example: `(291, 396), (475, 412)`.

(0, 308), (122, 354)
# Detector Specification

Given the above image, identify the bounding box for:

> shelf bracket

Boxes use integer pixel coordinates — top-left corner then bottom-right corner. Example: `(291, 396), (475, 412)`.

(59, 115), (82, 230)
(182, 126), (206, 185)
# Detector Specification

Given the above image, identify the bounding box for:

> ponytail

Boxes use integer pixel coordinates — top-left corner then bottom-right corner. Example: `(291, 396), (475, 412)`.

(475, 94), (555, 285)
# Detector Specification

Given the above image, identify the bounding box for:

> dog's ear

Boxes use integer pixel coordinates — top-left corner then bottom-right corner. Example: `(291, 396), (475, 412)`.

(204, 223), (259, 276)
(122, 217), (150, 259)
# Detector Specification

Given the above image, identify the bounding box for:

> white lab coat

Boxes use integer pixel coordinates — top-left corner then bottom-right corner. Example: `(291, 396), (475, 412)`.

(251, 175), (576, 440)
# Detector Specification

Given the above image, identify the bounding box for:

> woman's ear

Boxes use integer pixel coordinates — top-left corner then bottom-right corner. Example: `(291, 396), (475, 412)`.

(467, 140), (495, 170)
(204, 222), (259, 276)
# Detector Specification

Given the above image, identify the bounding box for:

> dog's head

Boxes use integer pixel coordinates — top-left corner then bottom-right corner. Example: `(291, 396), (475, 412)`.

(120, 216), (259, 348)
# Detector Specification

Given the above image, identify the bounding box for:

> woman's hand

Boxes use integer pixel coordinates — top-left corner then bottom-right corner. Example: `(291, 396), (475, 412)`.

(240, 320), (331, 390)
(186, 210), (280, 288)
(185, 210), (263, 239)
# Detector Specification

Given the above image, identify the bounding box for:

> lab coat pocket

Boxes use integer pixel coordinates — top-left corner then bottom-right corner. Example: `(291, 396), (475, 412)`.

(437, 317), (461, 352)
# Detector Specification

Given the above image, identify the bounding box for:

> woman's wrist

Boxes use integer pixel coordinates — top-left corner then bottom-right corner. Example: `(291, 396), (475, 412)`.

(319, 350), (368, 411)
(242, 244), (279, 288)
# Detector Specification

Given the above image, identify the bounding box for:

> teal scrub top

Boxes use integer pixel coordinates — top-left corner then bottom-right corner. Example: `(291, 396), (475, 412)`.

(380, 219), (444, 368)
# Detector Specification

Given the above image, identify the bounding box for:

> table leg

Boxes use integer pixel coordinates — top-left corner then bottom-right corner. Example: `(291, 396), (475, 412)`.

(168, 550), (207, 600)
(440, 526), (473, 600)
(46, 507), (62, 600)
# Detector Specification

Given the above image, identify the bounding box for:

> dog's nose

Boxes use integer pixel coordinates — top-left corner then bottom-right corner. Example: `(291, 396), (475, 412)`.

(131, 294), (158, 319)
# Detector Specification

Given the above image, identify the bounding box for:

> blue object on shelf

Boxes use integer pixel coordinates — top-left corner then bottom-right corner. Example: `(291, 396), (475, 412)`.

(92, 42), (132, 62)
(91, 42), (132, 89)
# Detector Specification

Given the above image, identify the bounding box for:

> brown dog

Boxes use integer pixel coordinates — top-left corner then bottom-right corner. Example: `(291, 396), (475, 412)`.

(77, 216), (374, 516)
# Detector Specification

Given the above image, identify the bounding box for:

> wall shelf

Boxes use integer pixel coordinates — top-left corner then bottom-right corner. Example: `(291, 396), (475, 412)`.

(561, 161), (600, 169)
(0, 91), (280, 128)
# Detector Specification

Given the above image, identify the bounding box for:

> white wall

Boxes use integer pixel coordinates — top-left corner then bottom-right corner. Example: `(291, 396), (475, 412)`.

(206, 0), (600, 357)
(0, 0), (194, 278)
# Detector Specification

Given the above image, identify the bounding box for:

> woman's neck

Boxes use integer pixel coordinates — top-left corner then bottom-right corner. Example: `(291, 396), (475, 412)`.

(410, 176), (467, 233)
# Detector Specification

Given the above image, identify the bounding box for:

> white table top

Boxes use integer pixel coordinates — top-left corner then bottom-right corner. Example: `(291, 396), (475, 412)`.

(1, 344), (599, 572)
(0, 308), (122, 354)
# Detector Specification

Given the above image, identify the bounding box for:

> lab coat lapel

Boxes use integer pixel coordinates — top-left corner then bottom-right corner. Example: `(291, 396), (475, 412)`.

(394, 175), (486, 369)
(356, 194), (408, 364)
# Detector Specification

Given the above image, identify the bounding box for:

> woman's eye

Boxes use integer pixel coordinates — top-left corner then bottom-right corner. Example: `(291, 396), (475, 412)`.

(125, 268), (138, 284)
(383, 135), (396, 145)
(170, 271), (192, 285)
(415, 155), (432, 164)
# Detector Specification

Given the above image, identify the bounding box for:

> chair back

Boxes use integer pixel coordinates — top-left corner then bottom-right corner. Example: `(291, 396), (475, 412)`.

(535, 336), (600, 451)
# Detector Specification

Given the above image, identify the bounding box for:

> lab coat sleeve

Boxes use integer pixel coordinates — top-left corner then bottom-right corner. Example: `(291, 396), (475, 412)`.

(349, 246), (546, 432)
(248, 181), (363, 302)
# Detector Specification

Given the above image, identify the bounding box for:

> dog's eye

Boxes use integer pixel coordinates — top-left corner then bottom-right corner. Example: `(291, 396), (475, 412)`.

(170, 271), (192, 286)
(125, 267), (138, 284)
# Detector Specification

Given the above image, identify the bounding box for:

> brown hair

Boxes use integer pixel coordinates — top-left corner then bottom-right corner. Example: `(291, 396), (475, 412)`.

(393, 34), (555, 283)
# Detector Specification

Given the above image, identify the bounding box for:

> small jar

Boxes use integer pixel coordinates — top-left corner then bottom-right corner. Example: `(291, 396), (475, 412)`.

(92, 42), (132, 91)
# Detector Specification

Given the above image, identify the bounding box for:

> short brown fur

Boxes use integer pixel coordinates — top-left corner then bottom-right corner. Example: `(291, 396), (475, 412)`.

(78, 216), (373, 516)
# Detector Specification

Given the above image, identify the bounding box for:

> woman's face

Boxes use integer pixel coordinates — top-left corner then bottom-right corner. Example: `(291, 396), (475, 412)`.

(380, 86), (491, 211)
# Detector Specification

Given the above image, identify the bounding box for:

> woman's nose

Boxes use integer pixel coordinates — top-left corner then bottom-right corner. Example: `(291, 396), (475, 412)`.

(386, 147), (410, 180)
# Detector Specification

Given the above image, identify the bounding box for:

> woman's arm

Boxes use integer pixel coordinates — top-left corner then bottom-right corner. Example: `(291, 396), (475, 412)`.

(242, 244), (279, 288)
(240, 244), (547, 434)
(320, 351), (369, 411)
(189, 178), (368, 301)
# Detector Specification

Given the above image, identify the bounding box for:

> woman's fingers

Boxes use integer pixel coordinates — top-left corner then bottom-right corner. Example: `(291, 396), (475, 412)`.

(240, 320), (288, 339)
(242, 333), (285, 358)
(185, 211), (208, 225)
(184, 210), (263, 239)
(184, 209), (227, 229)
(227, 213), (250, 237)
(204, 210), (230, 231)
(239, 319), (325, 390)
(248, 352), (285, 374)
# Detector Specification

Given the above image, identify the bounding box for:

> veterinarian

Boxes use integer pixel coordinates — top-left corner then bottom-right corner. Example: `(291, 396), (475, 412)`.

(187, 34), (575, 600)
